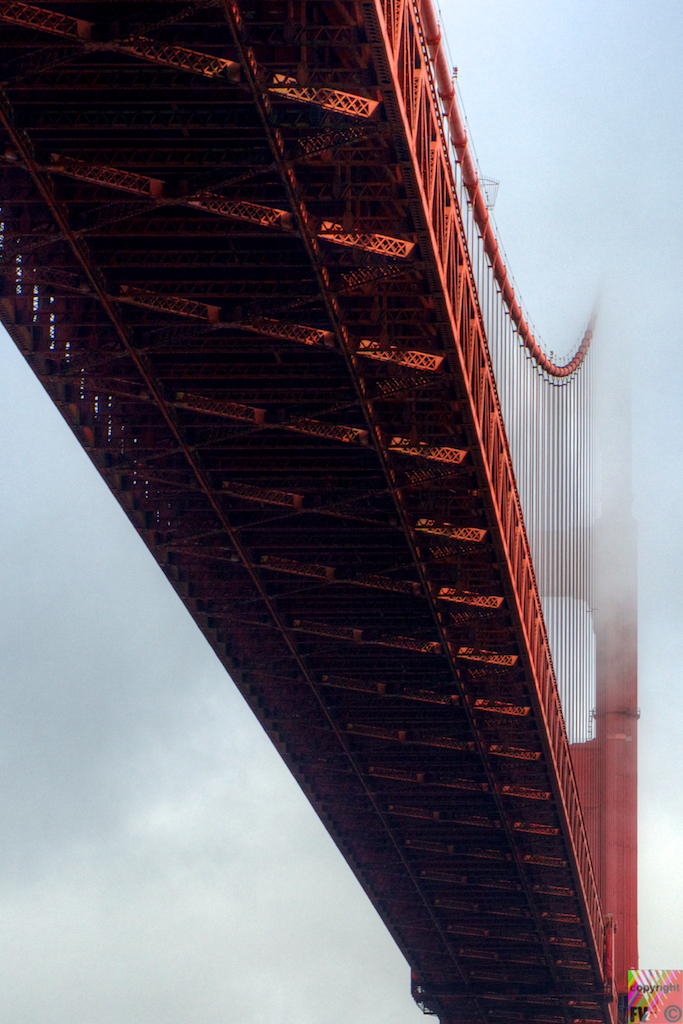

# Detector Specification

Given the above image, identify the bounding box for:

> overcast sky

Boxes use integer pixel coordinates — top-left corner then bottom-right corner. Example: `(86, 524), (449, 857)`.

(1, 2), (681, 1021)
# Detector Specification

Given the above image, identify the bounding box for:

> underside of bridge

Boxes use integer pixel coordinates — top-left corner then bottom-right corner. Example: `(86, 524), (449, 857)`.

(0, 2), (616, 1022)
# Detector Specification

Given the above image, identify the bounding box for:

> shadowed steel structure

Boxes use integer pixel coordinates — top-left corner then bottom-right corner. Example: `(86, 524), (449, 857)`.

(0, 1), (637, 1022)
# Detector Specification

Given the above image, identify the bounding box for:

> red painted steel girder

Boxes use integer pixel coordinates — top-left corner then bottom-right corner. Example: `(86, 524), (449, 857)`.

(0, 3), (612, 1023)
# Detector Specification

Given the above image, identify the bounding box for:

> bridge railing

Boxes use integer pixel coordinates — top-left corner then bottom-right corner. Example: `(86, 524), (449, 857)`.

(369, 0), (606, 975)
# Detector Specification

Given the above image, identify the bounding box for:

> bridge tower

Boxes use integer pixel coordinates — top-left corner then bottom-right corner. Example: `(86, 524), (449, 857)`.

(597, 386), (639, 1011)
(570, 368), (638, 1010)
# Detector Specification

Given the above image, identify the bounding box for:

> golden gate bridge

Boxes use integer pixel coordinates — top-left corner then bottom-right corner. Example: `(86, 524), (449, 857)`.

(0, 1), (637, 1022)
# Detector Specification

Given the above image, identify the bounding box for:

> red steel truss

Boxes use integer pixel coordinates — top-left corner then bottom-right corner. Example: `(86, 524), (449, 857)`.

(0, 2), (627, 1023)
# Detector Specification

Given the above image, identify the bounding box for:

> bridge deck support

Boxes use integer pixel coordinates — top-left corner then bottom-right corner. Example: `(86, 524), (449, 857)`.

(0, 2), (626, 1022)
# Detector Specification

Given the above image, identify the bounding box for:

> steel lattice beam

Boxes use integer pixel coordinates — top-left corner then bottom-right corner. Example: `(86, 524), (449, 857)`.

(0, 4), (613, 1024)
